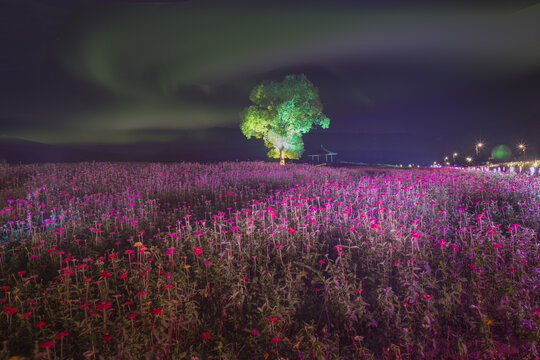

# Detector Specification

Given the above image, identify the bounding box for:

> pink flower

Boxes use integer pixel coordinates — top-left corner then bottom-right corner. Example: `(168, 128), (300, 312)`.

(272, 336), (281, 343)
(96, 301), (112, 310)
(40, 340), (55, 348)
(251, 329), (259, 335)
(163, 284), (173, 290)
(267, 316), (278, 322)
(492, 243), (503, 249)
(2, 306), (17, 314)
(127, 313), (138, 319)
(423, 294), (433, 300)
(55, 330), (69, 339)
(193, 247), (203, 255)
(288, 228), (296, 233)
(35, 321), (46, 328)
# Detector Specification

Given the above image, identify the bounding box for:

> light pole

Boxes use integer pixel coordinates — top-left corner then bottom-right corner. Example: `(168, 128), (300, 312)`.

(518, 143), (526, 157)
(466, 157), (472, 166)
(475, 142), (483, 156)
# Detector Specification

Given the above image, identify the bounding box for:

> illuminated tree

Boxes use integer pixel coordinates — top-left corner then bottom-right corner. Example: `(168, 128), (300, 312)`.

(240, 74), (330, 165)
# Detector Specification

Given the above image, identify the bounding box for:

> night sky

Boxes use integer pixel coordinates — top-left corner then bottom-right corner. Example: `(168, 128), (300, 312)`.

(2, 0), (540, 164)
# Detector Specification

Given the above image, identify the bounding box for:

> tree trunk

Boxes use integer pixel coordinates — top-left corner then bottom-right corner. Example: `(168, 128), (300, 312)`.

(279, 149), (285, 166)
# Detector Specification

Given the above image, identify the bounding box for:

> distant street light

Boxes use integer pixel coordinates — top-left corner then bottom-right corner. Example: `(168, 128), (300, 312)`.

(453, 153), (458, 162)
(466, 157), (472, 164)
(475, 142), (483, 156)
(518, 143), (526, 156)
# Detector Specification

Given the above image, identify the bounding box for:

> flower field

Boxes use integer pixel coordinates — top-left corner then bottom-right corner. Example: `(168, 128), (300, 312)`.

(0, 161), (538, 359)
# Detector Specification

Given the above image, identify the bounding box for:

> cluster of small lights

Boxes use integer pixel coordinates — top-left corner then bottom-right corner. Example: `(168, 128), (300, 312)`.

(440, 141), (531, 168)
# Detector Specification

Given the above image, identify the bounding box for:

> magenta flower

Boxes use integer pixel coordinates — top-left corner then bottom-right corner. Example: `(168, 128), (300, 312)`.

(40, 340), (55, 349)
(55, 330), (69, 339)
(272, 336), (281, 343)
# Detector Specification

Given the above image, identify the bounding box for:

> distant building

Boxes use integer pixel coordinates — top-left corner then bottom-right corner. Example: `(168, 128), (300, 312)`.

(308, 145), (337, 163)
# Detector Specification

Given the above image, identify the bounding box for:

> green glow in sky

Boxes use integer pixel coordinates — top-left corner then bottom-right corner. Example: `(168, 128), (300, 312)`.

(491, 144), (512, 160)
(3, 1), (540, 145)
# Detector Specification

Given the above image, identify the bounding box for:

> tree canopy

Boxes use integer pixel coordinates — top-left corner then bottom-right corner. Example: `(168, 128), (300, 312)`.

(240, 74), (330, 165)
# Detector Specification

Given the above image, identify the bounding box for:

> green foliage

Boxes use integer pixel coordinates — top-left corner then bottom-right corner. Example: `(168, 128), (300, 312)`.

(240, 74), (330, 163)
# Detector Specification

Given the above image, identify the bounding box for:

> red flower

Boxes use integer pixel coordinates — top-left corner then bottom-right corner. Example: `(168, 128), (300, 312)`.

(119, 272), (127, 279)
(21, 312), (32, 317)
(267, 316), (278, 322)
(88, 308), (98, 315)
(272, 336), (281, 343)
(100, 271), (111, 278)
(96, 301), (112, 310)
(200, 332), (211, 339)
(193, 247), (203, 255)
(35, 321), (46, 328)
(40, 340), (55, 348)
(55, 330), (69, 339)
(1, 285), (10, 290)
(287, 228), (296, 233)
(163, 284), (173, 290)
(2, 306), (17, 314)
(101, 334), (112, 341)
(492, 243), (503, 249)
(127, 313), (138, 319)
(423, 294), (434, 300)
(151, 307), (162, 315)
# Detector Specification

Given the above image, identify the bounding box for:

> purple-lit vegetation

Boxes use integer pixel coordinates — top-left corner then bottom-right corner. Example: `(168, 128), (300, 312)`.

(0, 162), (538, 359)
